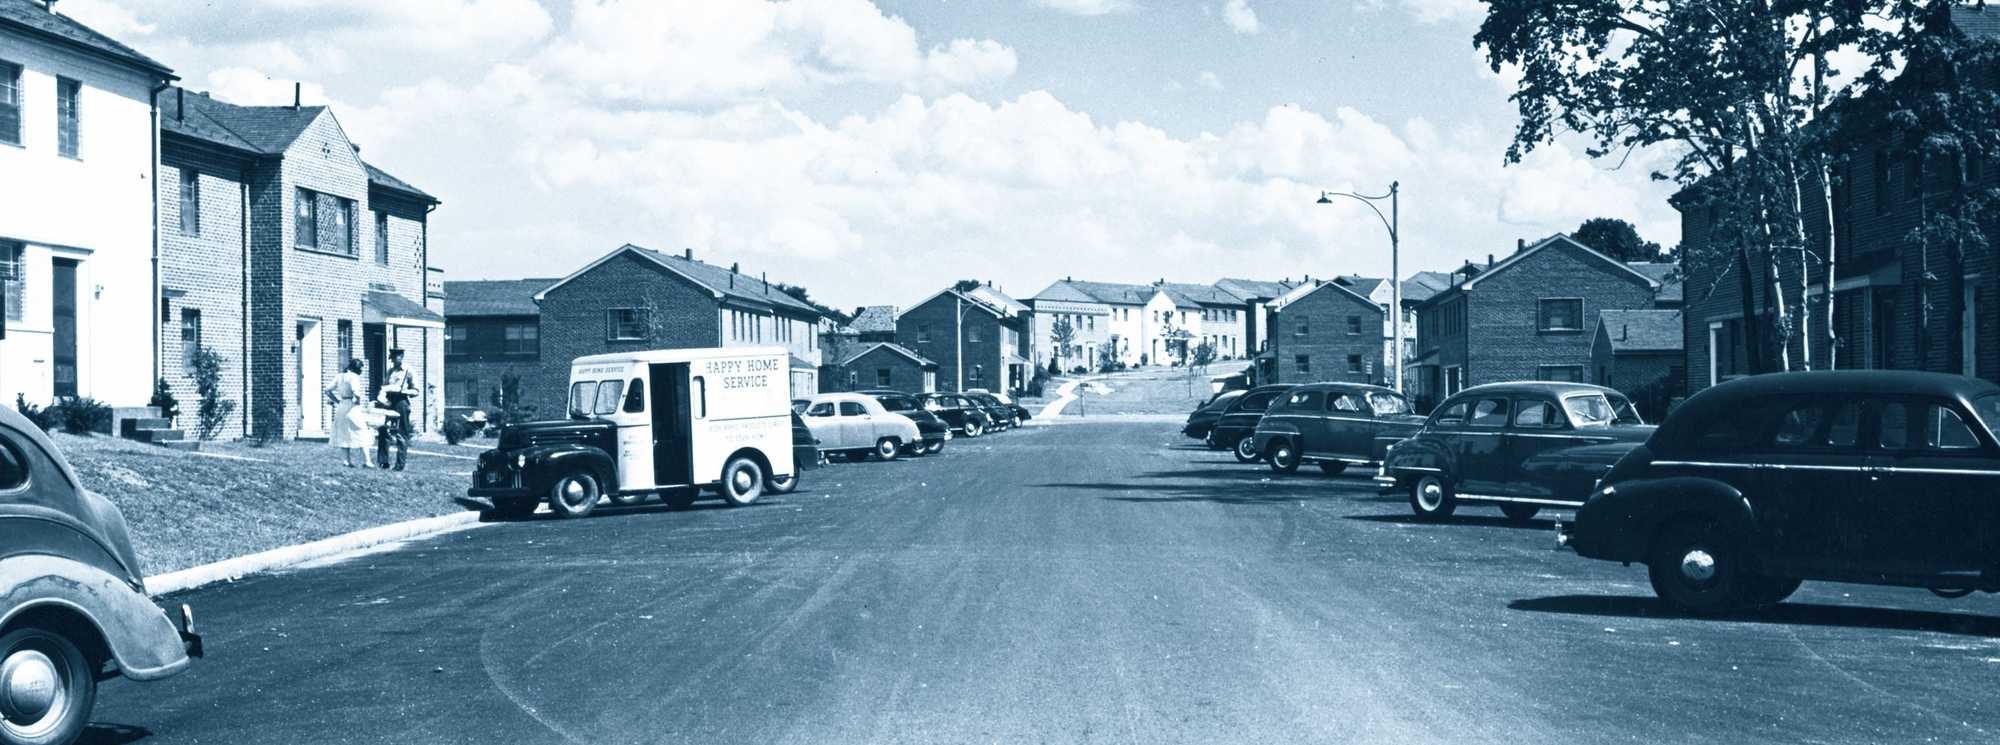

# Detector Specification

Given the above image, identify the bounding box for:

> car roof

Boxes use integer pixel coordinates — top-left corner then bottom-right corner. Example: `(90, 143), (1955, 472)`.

(1701, 370), (2000, 400)
(1245, 384), (1296, 395)
(1448, 381), (1623, 399)
(1289, 382), (1398, 395)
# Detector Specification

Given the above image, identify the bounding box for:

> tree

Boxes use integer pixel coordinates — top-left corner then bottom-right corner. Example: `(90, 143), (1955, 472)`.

(191, 346), (237, 440)
(1572, 217), (1666, 262)
(1049, 316), (1077, 369)
(953, 279), (984, 293)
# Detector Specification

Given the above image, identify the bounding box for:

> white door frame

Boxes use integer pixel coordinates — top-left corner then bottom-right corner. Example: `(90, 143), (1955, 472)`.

(298, 318), (324, 436)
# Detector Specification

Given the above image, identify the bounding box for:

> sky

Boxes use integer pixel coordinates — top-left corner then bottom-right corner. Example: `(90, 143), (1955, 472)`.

(61, 0), (1684, 312)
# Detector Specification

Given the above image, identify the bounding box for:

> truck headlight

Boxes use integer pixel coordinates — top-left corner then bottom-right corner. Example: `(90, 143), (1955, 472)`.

(516, 454), (527, 469)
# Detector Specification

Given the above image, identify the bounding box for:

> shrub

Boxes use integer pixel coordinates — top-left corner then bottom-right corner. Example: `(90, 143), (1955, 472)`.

(1025, 379), (1045, 397)
(148, 378), (180, 424)
(251, 399), (286, 446)
(52, 397), (111, 435)
(191, 346), (236, 441)
(442, 415), (477, 445)
(14, 394), (55, 432)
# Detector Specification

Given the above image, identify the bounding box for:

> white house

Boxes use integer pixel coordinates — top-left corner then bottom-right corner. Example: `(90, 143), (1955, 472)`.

(1, 1), (175, 409)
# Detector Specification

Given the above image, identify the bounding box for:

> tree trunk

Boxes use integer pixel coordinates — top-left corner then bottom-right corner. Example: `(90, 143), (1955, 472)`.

(1821, 158), (1839, 369)
(1735, 242), (1765, 375)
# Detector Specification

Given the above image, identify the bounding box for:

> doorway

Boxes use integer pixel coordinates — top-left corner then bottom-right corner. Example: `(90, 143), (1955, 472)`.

(297, 318), (323, 436)
(649, 363), (693, 487)
(50, 259), (77, 398)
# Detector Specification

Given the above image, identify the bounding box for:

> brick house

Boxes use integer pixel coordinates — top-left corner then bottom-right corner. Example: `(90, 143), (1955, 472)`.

(1214, 278), (1301, 364)
(440, 278), (550, 415)
(1590, 308), (1685, 415)
(1409, 234), (1664, 411)
(1677, 7), (1998, 392)
(896, 286), (1027, 392)
(840, 342), (937, 394)
(1258, 278), (1388, 385)
(526, 244), (824, 416)
(155, 86), (444, 439)
(1, 1), (175, 412)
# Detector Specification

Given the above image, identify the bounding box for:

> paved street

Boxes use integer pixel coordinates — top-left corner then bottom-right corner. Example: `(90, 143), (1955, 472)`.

(96, 421), (2000, 745)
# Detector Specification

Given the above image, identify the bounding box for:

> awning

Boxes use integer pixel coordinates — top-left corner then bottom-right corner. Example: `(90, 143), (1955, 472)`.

(363, 291), (445, 329)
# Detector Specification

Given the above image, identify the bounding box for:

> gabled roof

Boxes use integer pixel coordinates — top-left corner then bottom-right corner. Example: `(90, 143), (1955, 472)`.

(964, 285), (1029, 316)
(849, 306), (898, 334)
(535, 245), (821, 318)
(1161, 282), (1242, 308)
(1051, 280), (1160, 306)
(843, 342), (937, 368)
(1030, 280), (1104, 304)
(444, 278), (554, 318)
(160, 88), (327, 155)
(1154, 285), (1204, 310)
(365, 162), (439, 204)
(1268, 278), (1379, 313)
(1462, 234), (1663, 291)
(1625, 261), (1682, 304)
(1335, 276), (1388, 299)
(1214, 278), (1300, 303)
(0, 0), (173, 79)
(1594, 309), (1685, 353)
(903, 288), (1007, 320)
(1399, 271), (1453, 305)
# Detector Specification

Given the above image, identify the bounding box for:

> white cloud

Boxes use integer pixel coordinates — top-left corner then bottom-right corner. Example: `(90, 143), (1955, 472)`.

(1402, 0), (1484, 24)
(1197, 71), (1224, 90)
(1222, 0), (1261, 34)
(1032, 0), (1136, 15)
(61, 0), (554, 66)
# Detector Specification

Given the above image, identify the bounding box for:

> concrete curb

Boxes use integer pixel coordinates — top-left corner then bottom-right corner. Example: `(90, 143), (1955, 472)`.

(144, 510), (485, 597)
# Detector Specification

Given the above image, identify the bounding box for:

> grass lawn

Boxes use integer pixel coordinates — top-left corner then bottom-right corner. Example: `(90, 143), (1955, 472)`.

(1053, 366), (1245, 416)
(51, 432), (492, 576)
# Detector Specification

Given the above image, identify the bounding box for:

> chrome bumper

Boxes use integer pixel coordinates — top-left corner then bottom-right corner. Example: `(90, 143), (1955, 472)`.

(1553, 520), (1574, 551)
(178, 604), (204, 659)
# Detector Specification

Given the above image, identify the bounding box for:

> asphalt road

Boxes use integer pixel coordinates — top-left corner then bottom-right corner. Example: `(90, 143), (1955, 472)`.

(93, 421), (2000, 744)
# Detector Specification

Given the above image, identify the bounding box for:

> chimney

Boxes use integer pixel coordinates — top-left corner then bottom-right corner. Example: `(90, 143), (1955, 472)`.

(176, 87), (184, 122)
(292, 82), (301, 109)
(684, 248), (693, 261)
(730, 262), (739, 274)
(43, 0), (56, 12)
(1487, 254), (1495, 267)
(761, 271), (769, 295)
(1516, 238), (1526, 253)
(1620, 323), (1629, 341)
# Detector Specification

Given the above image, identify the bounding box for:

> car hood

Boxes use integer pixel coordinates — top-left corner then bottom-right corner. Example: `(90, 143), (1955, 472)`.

(896, 411), (949, 432)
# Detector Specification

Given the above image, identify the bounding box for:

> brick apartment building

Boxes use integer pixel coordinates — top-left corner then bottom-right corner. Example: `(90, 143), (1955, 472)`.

(838, 342), (938, 394)
(1590, 308), (1684, 414)
(1409, 234), (1664, 411)
(440, 278), (550, 414)
(896, 286), (1027, 393)
(1214, 277), (1300, 361)
(156, 86), (444, 439)
(1257, 278), (1387, 385)
(520, 244), (824, 416)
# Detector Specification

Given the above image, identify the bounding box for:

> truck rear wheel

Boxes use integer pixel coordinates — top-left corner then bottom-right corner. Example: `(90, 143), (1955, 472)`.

(720, 457), (765, 507)
(547, 471), (601, 519)
(0, 627), (95, 745)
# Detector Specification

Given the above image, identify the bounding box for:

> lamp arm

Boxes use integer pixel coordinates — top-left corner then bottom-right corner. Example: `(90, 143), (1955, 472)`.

(1321, 191), (1397, 241)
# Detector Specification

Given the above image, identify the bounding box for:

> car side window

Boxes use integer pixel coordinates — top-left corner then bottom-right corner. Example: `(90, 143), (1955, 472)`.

(1330, 393), (1365, 413)
(808, 403), (835, 417)
(1284, 390), (1324, 410)
(1513, 400), (1560, 429)
(839, 402), (866, 417)
(1469, 398), (1510, 428)
(1239, 393), (1274, 412)
(623, 378), (646, 413)
(1879, 402), (1911, 450)
(1930, 405), (1980, 450)
(1773, 403), (1825, 447)
(0, 434), (26, 490)
(1433, 401), (1468, 427)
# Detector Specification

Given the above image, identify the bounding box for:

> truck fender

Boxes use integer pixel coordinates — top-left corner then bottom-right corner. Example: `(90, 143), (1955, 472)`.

(1576, 477), (1754, 564)
(530, 445), (618, 494)
(0, 554), (189, 681)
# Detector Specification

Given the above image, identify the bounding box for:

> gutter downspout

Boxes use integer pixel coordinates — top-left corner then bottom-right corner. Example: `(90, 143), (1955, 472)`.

(423, 201), (437, 432)
(955, 296), (963, 392)
(150, 81), (171, 400)
(241, 180), (250, 438)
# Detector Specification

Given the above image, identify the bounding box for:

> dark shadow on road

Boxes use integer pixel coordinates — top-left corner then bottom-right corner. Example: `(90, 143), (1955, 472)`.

(1344, 513), (1556, 530)
(474, 498), (778, 524)
(1038, 481), (1341, 505)
(1510, 594), (2000, 637)
(78, 724), (152, 745)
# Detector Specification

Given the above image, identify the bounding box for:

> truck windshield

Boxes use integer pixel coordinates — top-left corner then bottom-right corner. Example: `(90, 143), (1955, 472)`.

(1563, 392), (1644, 427)
(570, 379), (625, 417)
(1366, 391), (1411, 416)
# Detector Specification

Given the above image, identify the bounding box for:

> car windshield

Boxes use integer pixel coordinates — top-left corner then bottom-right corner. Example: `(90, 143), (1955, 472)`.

(1366, 391), (1411, 416)
(1562, 392), (1643, 427)
(1974, 393), (2000, 440)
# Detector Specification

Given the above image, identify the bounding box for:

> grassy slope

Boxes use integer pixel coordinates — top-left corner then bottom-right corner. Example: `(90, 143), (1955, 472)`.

(51, 433), (488, 576)
(1056, 366), (1243, 416)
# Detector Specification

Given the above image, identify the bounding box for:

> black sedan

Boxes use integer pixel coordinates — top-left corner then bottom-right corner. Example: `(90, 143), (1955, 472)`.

(1250, 383), (1423, 475)
(1563, 370), (2000, 614)
(918, 393), (994, 437)
(1209, 384), (1295, 462)
(1183, 389), (1246, 445)
(964, 392), (1020, 431)
(859, 389), (951, 455)
(1378, 382), (1651, 522)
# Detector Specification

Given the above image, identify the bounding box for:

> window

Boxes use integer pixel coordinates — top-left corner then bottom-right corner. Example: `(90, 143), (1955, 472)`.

(503, 323), (538, 356)
(1283, 390), (1325, 410)
(0, 436), (25, 490)
(1538, 298), (1583, 331)
(1347, 316), (1362, 335)
(1330, 393), (1364, 412)
(1772, 403), (1825, 447)
(838, 401), (866, 417)
(445, 323), (467, 356)
(0, 60), (19, 145)
(570, 382), (592, 416)
(807, 402), (834, 417)
(327, 196), (354, 255)
(622, 379), (646, 413)
(374, 210), (389, 264)
(180, 309), (202, 368)
(294, 189), (318, 248)
(1295, 354), (1310, 374)
(179, 169), (200, 236)
(1975, 394), (2000, 441)
(55, 77), (79, 158)
(1905, 152), (1924, 200)
(1514, 400), (1560, 429)
(1367, 391), (1411, 416)
(1470, 398), (1510, 427)
(918, 324), (931, 344)
(877, 369), (892, 387)
(592, 380), (624, 416)
(2, 240), (23, 324)
(1433, 401), (1469, 426)
(967, 324), (981, 343)
(456, 378), (480, 407)
(1563, 392), (1643, 427)
(1929, 405), (1980, 450)
(970, 364), (984, 383)
(1347, 354), (1363, 373)
(1296, 319), (1309, 337)
(606, 308), (648, 341)
(1536, 365), (1584, 383)
(336, 320), (354, 368)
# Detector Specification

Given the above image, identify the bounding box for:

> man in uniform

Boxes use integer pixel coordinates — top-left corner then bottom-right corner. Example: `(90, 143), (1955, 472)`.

(376, 349), (415, 471)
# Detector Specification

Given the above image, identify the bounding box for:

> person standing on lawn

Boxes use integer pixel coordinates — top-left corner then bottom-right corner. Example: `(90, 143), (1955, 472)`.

(326, 358), (374, 467)
(376, 349), (414, 471)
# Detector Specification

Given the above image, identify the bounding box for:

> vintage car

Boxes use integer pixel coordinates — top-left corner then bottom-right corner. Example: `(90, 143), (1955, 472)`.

(858, 390), (951, 455)
(963, 392), (1020, 431)
(0, 406), (201, 745)
(768, 411), (822, 495)
(919, 393), (994, 437)
(800, 393), (925, 461)
(1378, 382), (1652, 522)
(1251, 383), (1425, 475)
(471, 347), (799, 518)
(1561, 371), (2000, 615)
(1210, 384), (1297, 462)
(970, 389), (1033, 422)
(1182, 389), (1246, 445)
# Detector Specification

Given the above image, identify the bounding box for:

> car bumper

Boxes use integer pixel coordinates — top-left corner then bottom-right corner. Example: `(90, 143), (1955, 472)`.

(468, 485), (534, 499)
(174, 603), (204, 660)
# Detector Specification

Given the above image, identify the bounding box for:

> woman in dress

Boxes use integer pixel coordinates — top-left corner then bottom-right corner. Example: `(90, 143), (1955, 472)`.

(325, 359), (374, 467)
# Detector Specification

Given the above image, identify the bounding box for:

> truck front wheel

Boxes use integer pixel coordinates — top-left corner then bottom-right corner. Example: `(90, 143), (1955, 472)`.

(547, 471), (601, 519)
(720, 457), (766, 507)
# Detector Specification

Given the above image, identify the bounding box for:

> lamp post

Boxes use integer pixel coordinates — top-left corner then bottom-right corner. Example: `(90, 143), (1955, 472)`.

(1317, 181), (1402, 394)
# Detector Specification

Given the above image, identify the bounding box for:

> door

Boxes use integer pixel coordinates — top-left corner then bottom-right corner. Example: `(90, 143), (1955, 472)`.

(805, 401), (841, 448)
(1325, 391), (1373, 459)
(1504, 397), (1576, 501)
(49, 259), (77, 398)
(1857, 398), (1997, 577)
(649, 363), (692, 487)
(1752, 396), (1867, 568)
(837, 401), (870, 448)
(364, 324), (387, 395)
(297, 318), (324, 436)
(1457, 396), (1512, 494)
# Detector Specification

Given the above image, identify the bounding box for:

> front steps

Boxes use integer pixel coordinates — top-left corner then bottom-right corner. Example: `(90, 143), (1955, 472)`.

(115, 407), (200, 451)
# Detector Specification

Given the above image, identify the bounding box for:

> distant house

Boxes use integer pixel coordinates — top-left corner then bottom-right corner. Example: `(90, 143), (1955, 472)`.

(841, 342), (937, 394)
(1258, 279), (1386, 385)
(1213, 278), (1301, 360)
(1409, 234), (1663, 410)
(896, 285), (1028, 392)
(1591, 308), (1685, 407)
(1030, 277), (1259, 368)
(441, 278), (551, 414)
(527, 244), (824, 415)
(849, 306), (898, 343)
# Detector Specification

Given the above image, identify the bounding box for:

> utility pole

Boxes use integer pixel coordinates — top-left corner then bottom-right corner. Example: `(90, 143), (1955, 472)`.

(955, 294), (964, 391)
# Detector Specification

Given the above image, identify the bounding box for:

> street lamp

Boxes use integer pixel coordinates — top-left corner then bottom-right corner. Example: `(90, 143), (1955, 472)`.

(1317, 181), (1402, 394)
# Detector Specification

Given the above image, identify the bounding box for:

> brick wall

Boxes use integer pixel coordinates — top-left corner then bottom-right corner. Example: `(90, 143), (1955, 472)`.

(1266, 284), (1385, 384)
(896, 293), (1002, 392)
(1465, 240), (1657, 386)
(846, 346), (932, 394)
(533, 250), (721, 417)
(159, 145), (250, 436)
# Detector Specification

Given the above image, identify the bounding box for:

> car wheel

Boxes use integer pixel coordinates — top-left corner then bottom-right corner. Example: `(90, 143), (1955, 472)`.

(925, 440), (945, 455)
(661, 487), (698, 509)
(1317, 462), (1348, 476)
(875, 438), (901, 461)
(546, 471), (601, 519)
(964, 421), (983, 438)
(488, 497), (536, 519)
(719, 457), (766, 507)
(1747, 575), (1802, 607)
(1232, 437), (1259, 463)
(1409, 475), (1456, 520)
(1499, 504), (1540, 522)
(0, 627), (95, 745)
(1267, 441), (1301, 474)
(766, 472), (799, 495)
(1647, 520), (1749, 615)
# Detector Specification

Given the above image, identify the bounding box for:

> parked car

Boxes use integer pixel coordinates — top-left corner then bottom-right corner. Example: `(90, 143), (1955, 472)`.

(1211, 384), (1297, 462)
(0, 406), (202, 745)
(769, 411), (822, 495)
(964, 392), (1020, 431)
(920, 393), (995, 437)
(800, 393), (925, 461)
(970, 388), (1033, 422)
(1561, 371), (2000, 615)
(471, 347), (799, 517)
(1251, 383), (1424, 475)
(1183, 389), (1247, 445)
(1378, 382), (1652, 522)
(858, 390), (951, 455)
